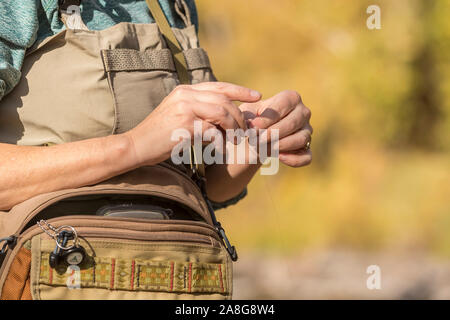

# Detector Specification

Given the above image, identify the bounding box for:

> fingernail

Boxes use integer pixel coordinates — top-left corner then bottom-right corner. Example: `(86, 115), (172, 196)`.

(250, 90), (261, 98)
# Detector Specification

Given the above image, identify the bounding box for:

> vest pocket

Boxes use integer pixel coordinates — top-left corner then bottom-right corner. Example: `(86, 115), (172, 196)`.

(101, 48), (175, 134)
(101, 47), (216, 134)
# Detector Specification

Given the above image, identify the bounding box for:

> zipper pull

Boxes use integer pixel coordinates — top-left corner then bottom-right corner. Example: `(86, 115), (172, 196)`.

(0, 236), (16, 255)
(216, 222), (238, 262)
(198, 177), (239, 262)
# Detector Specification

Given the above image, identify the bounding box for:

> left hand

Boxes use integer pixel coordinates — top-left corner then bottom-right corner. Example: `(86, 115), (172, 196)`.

(239, 90), (313, 167)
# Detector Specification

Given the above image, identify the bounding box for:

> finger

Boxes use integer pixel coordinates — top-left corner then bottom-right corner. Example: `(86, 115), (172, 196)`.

(193, 91), (247, 130)
(239, 102), (259, 115)
(279, 149), (312, 167)
(262, 106), (309, 142)
(278, 128), (312, 152)
(192, 102), (240, 132)
(250, 90), (301, 129)
(238, 103), (260, 130)
(190, 82), (262, 103)
(200, 121), (224, 145)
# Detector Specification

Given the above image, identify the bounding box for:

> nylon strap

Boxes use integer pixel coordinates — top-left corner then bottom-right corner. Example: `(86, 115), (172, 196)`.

(145, 0), (205, 177)
(145, 0), (190, 84)
(101, 48), (212, 73)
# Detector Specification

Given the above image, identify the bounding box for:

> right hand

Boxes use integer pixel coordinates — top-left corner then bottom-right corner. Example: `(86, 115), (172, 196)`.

(123, 82), (262, 166)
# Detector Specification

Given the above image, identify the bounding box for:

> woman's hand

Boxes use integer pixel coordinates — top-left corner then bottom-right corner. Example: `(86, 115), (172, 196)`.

(124, 82), (262, 167)
(239, 90), (313, 167)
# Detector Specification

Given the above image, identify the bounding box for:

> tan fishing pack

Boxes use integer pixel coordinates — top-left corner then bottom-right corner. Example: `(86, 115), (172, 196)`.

(0, 0), (237, 300)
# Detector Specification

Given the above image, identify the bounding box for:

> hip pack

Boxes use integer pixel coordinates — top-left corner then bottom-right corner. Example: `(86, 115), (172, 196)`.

(0, 165), (235, 300)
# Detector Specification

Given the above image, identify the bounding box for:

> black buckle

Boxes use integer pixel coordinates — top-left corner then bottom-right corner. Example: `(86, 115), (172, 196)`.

(58, 0), (81, 11)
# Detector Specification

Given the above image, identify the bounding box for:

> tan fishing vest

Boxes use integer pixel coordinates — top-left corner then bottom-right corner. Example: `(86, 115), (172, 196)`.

(0, 0), (236, 300)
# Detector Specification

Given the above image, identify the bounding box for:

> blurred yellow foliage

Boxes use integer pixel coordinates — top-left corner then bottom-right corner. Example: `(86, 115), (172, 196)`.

(196, 0), (450, 255)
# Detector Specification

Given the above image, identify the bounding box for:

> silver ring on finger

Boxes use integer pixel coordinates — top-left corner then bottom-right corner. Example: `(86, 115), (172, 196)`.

(304, 138), (311, 151)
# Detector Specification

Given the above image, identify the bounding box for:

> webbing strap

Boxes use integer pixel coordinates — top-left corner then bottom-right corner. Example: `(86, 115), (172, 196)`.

(145, 0), (190, 84)
(101, 48), (212, 73)
(184, 48), (212, 70)
(174, 0), (192, 27)
(145, 0), (205, 177)
(39, 253), (228, 294)
(102, 48), (175, 72)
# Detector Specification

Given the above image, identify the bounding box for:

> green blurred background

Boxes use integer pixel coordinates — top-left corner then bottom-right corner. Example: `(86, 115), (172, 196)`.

(196, 0), (450, 299)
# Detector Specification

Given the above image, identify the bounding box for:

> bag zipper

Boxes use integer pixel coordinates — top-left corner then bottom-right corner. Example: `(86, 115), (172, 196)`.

(12, 164), (209, 239)
(163, 162), (239, 262)
(73, 230), (213, 246)
(128, 162), (238, 261)
(36, 215), (221, 242)
(196, 177), (238, 262)
(0, 215), (222, 279)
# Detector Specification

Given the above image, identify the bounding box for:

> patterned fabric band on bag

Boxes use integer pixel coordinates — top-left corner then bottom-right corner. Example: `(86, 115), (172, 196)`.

(39, 253), (228, 294)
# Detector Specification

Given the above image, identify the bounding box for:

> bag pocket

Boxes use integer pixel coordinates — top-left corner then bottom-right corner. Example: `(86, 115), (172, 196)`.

(0, 165), (232, 300)
(2, 215), (231, 300)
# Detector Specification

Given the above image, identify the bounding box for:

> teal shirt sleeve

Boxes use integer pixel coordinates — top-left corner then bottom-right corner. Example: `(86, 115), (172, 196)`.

(0, 0), (39, 101)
